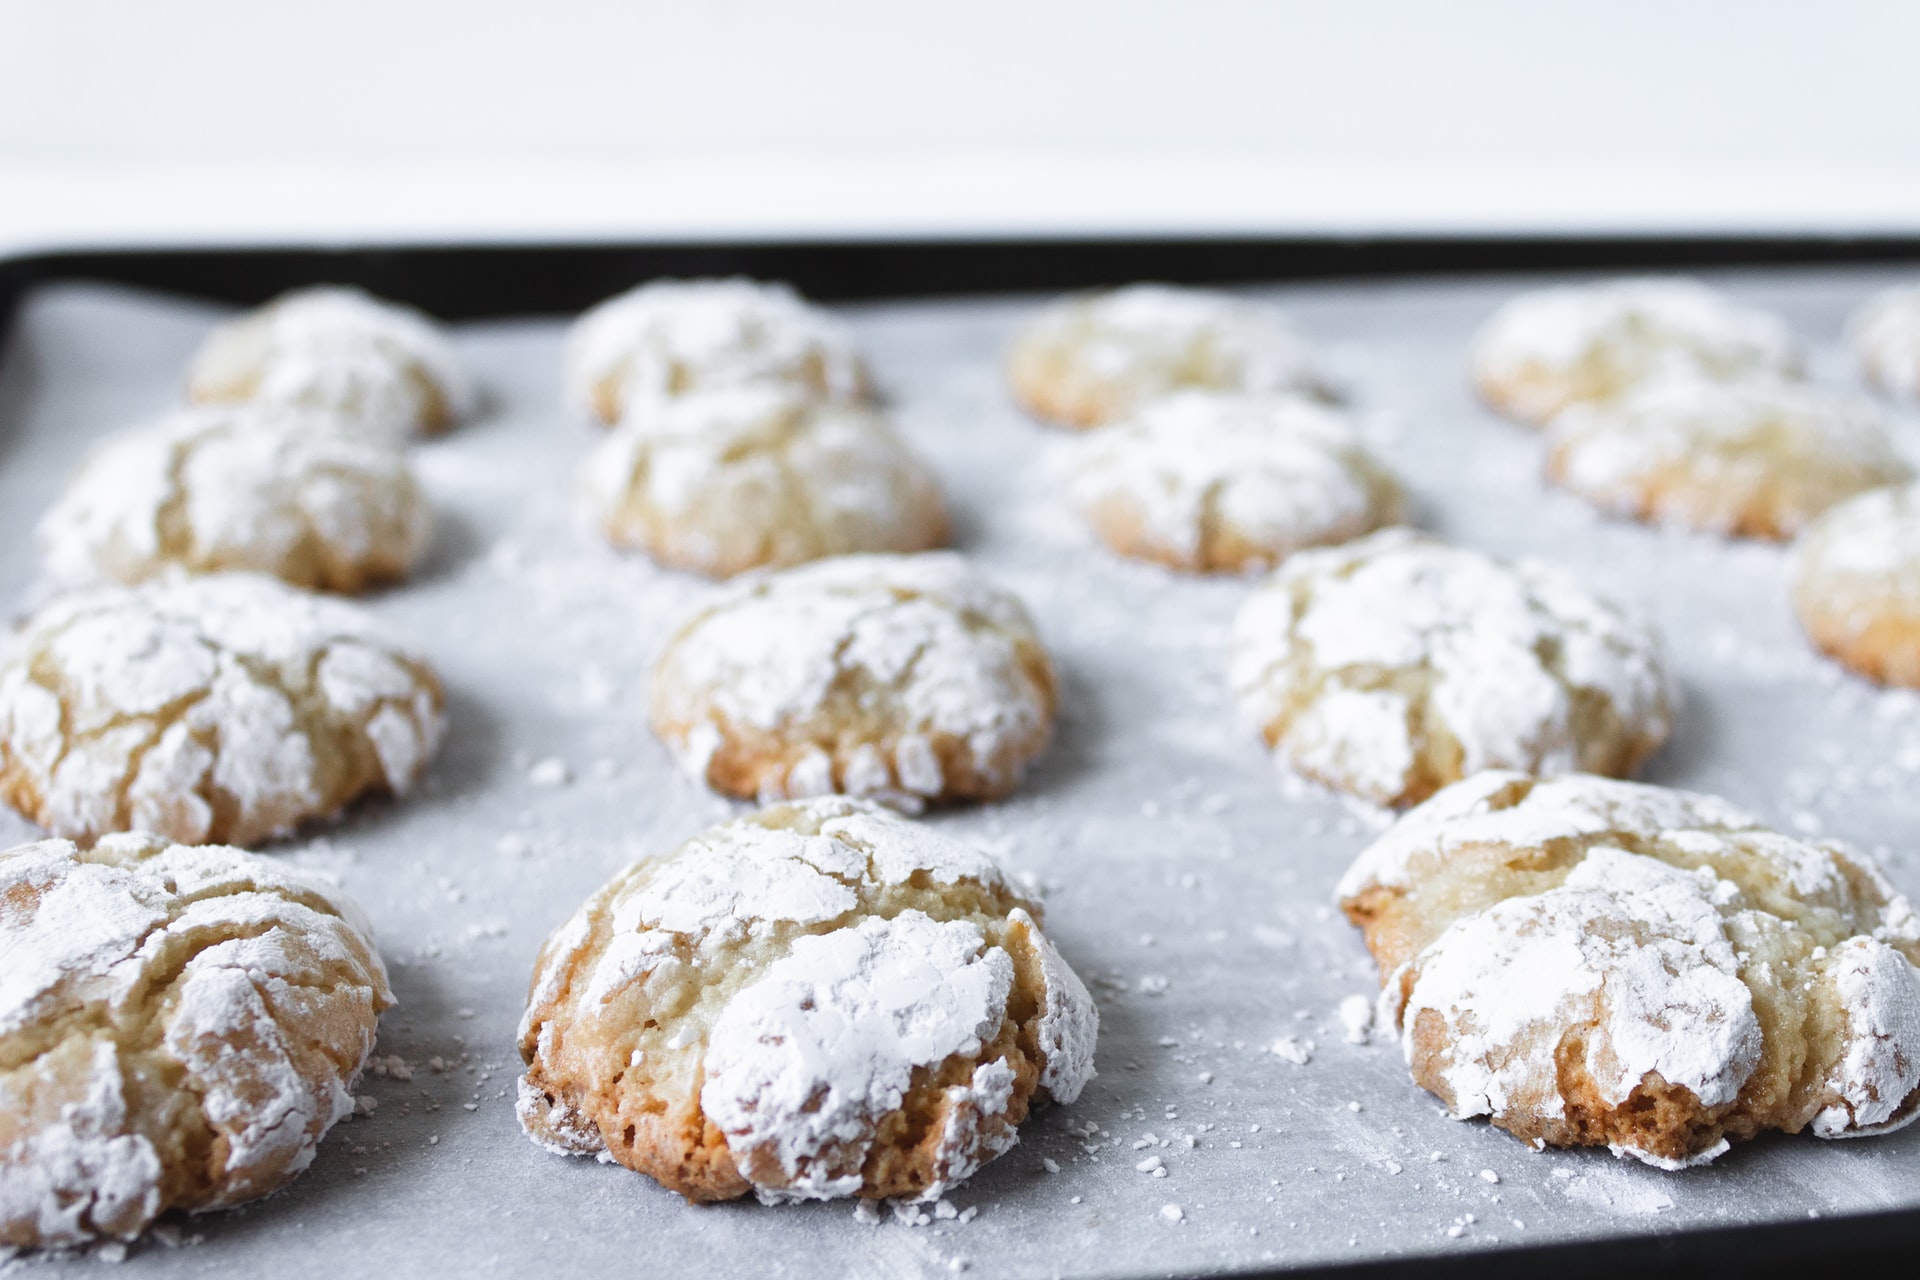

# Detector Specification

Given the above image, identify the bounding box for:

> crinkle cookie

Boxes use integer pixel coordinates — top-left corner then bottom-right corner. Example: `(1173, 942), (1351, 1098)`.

(186, 286), (474, 439)
(563, 277), (867, 425)
(1338, 771), (1920, 1169)
(585, 386), (947, 577)
(516, 796), (1097, 1204)
(1230, 530), (1671, 808)
(0, 573), (444, 847)
(1006, 284), (1329, 429)
(651, 553), (1056, 807)
(38, 405), (431, 594)
(1471, 278), (1799, 427)
(1070, 391), (1405, 573)
(1849, 285), (1920, 400)
(1791, 483), (1920, 687)
(0, 832), (391, 1247)
(1546, 378), (1911, 540)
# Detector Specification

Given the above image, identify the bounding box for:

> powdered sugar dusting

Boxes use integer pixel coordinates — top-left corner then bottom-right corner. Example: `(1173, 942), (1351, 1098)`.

(702, 911), (1014, 1202)
(563, 278), (864, 421)
(0, 833), (390, 1245)
(37, 404), (429, 593)
(1232, 531), (1672, 805)
(1850, 285), (1920, 400)
(0, 572), (444, 846)
(1546, 377), (1910, 536)
(188, 286), (474, 439)
(1071, 391), (1402, 570)
(1394, 849), (1762, 1156)
(1020, 284), (1326, 407)
(583, 385), (943, 574)
(1792, 482), (1920, 587)
(652, 553), (1053, 802)
(1471, 277), (1799, 423)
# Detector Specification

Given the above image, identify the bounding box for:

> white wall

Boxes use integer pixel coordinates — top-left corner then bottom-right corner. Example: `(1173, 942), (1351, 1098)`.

(4, 0), (1919, 249)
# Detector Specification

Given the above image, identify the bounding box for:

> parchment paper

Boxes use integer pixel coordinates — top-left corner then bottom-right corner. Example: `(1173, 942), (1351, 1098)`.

(4, 266), (1918, 1278)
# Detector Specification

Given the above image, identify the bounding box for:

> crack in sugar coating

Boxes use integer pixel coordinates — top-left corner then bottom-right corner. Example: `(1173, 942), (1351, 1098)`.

(584, 386), (947, 578)
(650, 552), (1056, 806)
(1791, 483), (1920, 687)
(1338, 771), (1920, 1168)
(186, 286), (473, 440)
(38, 405), (431, 594)
(1470, 278), (1801, 428)
(1070, 390), (1405, 574)
(1230, 529), (1672, 808)
(562, 278), (867, 426)
(1006, 284), (1330, 430)
(1849, 285), (1920, 400)
(0, 573), (444, 848)
(514, 798), (1098, 1204)
(0, 832), (392, 1246)
(1545, 377), (1912, 541)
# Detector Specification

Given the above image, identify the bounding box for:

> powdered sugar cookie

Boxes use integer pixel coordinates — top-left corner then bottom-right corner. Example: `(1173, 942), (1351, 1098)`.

(516, 796), (1097, 1204)
(1230, 530), (1671, 808)
(1471, 278), (1799, 427)
(1071, 391), (1404, 573)
(0, 573), (444, 847)
(187, 286), (474, 439)
(1007, 284), (1328, 429)
(1791, 483), (1920, 686)
(38, 405), (431, 594)
(1546, 378), (1912, 540)
(1339, 771), (1920, 1168)
(0, 832), (391, 1247)
(585, 386), (946, 577)
(563, 278), (867, 425)
(1850, 285), (1920, 400)
(651, 553), (1055, 806)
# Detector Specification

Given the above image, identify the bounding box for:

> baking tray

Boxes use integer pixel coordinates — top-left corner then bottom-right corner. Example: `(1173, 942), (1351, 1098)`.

(2, 240), (1919, 1279)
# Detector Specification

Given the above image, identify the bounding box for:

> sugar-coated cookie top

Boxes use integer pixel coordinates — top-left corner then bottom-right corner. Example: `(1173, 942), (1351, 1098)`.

(1850, 285), (1920, 399)
(1472, 278), (1798, 424)
(1232, 530), (1671, 803)
(0, 832), (390, 1245)
(585, 385), (945, 576)
(1793, 482), (1920, 583)
(518, 797), (1098, 1203)
(1339, 771), (1920, 1165)
(563, 278), (864, 420)
(1072, 390), (1402, 568)
(1010, 284), (1327, 425)
(0, 572), (442, 845)
(1545, 376), (1912, 537)
(37, 404), (429, 592)
(655, 552), (1048, 763)
(188, 286), (474, 436)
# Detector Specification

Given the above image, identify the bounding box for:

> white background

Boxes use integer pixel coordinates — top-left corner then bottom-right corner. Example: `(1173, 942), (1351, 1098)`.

(4, 0), (1920, 251)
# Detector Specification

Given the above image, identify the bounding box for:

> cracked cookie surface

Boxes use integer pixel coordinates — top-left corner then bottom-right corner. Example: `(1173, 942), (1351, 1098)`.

(0, 832), (392, 1246)
(651, 553), (1056, 806)
(1007, 284), (1328, 429)
(584, 386), (946, 577)
(563, 278), (866, 425)
(1338, 771), (1920, 1168)
(1471, 278), (1799, 427)
(186, 286), (473, 440)
(515, 796), (1097, 1204)
(0, 573), (444, 847)
(39, 405), (430, 594)
(1546, 377), (1911, 540)
(1230, 529), (1672, 807)
(1071, 390), (1404, 573)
